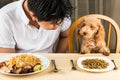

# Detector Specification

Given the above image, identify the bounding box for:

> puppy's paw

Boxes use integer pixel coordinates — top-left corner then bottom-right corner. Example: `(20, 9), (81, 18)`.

(102, 51), (110, 56)
(80, 51), (86, 54)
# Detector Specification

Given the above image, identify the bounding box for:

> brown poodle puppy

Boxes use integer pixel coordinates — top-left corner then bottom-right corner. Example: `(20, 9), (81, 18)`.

(78, 16), (110, 56)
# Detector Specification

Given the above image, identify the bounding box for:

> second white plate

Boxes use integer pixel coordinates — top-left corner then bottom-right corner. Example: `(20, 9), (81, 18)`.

(77, 56), (114, 72)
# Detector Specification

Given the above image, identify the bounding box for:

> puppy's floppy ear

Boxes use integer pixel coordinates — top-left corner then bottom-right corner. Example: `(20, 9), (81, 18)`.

(77, 19), (85, 29)
(77, 19), (85, 36)
(95, 22), (105, 41)
(76, 19), (85, 53)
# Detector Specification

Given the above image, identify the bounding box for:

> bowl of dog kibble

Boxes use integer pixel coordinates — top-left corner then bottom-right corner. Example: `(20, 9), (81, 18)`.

(77, 56), (114, 72)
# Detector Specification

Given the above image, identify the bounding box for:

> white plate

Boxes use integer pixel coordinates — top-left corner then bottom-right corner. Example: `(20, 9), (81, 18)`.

(77, 56), (114, 72)
(0, 53), (50, 76)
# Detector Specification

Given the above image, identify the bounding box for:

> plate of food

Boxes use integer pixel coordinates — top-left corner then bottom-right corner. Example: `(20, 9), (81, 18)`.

(77, 56), (114, 72)
(0, 53), (50, 76)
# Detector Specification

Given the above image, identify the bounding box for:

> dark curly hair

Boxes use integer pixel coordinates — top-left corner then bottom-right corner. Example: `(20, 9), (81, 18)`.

(27, 0), (73, 24)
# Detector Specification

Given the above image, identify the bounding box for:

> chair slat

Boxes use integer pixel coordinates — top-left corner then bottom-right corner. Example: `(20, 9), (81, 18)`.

(107, 23), (112, 48)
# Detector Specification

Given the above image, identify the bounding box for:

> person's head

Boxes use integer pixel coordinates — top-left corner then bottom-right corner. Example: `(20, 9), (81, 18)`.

(27, 0), (73, 30)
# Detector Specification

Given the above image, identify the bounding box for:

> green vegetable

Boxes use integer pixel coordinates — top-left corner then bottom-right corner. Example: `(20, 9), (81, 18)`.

(33, 64), (42, 72)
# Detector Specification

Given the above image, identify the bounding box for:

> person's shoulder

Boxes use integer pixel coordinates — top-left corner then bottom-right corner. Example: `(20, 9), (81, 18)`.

(0, 13), (13, 33)
(0, 11), (10, 21)
(0, 11), (7, 19)
(61, 17), (71, 26)
(60, 17), (71, 31)
(63, 17), (71, 22)
(62, 17), (71, 25)
(0, 1), (19, 21)
(0, 11), (13, 29)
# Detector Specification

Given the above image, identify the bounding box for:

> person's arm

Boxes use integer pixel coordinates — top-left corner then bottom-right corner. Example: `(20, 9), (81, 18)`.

(55, 28), (70, 53)
(0, 48), (15, 53)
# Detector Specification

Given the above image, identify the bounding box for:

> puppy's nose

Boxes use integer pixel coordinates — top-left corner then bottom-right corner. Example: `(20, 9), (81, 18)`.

(83, 32), (87, 35)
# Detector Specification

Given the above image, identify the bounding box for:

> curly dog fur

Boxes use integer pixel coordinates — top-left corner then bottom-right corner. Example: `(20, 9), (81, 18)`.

(78, 16), (110, 56)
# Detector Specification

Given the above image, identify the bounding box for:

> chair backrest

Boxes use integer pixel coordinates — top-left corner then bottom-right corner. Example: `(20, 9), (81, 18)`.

(68, 14), (120, 53)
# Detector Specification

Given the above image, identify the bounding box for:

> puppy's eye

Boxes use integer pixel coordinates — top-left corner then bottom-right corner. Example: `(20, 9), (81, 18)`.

(90, 26), (93, 28)
(81, 23), (85, 27)
(90, 26), (95, 30)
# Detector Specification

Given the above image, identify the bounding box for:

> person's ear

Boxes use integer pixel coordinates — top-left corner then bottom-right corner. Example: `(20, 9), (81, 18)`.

(29, 11), (37, 21)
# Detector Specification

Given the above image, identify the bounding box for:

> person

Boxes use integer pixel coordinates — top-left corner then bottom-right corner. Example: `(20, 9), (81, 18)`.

(0, 0), (73, 53)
